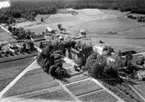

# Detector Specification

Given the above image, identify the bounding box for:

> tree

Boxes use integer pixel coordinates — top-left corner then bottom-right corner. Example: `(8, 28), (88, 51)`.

(27, 41), (35, 52)
(36, 42), (70, 80)
(41, 17), (44, 22)
(89, 62), (103, 78)
(57, 24), (62, 30)
(76, 52), (85, 69)
(22, 43), (27, 52)
(39, 42), (44, 49)
(84, 52), (98, 71)
(8, 26), (12, 32)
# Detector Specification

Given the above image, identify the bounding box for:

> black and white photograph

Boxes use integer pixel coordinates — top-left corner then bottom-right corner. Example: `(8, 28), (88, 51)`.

(0, 0), (145, 102)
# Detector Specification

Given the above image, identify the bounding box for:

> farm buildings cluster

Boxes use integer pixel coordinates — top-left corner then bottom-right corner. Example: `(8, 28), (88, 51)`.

(0, 40), (37, 58)
(34, 25), (145, 82)
(1, 0), (145, 101)
(1, 22), (145, 82)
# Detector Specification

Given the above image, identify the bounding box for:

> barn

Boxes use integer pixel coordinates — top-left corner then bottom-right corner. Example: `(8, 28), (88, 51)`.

(93, 45), (104, 55)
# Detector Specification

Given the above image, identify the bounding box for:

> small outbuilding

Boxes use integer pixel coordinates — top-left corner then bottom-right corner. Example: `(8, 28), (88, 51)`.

(46, 26), (56, 34)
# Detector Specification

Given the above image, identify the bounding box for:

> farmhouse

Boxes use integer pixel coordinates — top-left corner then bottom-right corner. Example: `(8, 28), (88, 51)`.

(93, 45), (104, 55)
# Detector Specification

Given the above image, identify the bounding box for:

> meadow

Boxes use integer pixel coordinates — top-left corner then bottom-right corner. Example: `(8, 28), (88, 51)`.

(18, 8), (145, 53)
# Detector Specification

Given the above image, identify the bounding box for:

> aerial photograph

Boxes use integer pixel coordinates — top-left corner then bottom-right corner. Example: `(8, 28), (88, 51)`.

(0, 0), (145, 102)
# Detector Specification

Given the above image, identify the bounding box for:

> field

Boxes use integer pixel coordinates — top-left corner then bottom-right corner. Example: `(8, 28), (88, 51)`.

(0, 28), (15, 44)
(16, 8), (145, 52)
(66, 79), (102, 96)
(133, 83), (145, 99)
(0, 57), (34, 92)
(3, 64), (76, 102)
(2, 8), (145, 102)
(78, 90), (118, 102)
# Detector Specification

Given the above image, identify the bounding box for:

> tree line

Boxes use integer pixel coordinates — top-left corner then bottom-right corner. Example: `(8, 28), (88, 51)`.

(0, 0), (145, 24)
(127, 15), (145, 22)
(8, 26), (44, 40)
(0, 41), (36, 58)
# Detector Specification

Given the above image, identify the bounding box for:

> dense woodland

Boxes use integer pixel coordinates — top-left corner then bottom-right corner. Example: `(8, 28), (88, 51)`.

(0, 0), (145, 23)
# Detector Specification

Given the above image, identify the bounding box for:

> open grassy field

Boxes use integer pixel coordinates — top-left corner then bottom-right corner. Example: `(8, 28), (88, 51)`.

(23, 9), (128, 33)
(19, 8), (145, 53)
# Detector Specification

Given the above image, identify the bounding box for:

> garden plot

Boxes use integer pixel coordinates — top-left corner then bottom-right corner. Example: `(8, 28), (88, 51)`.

(2, 86), (75, 102)
(3, 67), (75, 102)
(4, 68), (59, 97)
(66, 79), (102, 96)
(78, 90), (118, 102)
(27, 87), (75, 102)
(0, 57), (34, 69)
(133, 84), (145, 99)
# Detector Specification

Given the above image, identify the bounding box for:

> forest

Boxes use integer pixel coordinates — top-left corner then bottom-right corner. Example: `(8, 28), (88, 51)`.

(0, 0), (145, 23)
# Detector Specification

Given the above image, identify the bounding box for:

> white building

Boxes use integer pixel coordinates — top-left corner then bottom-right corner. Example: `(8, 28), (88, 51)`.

(93, 45), (104, 55)
(46, 27), (53, 33)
